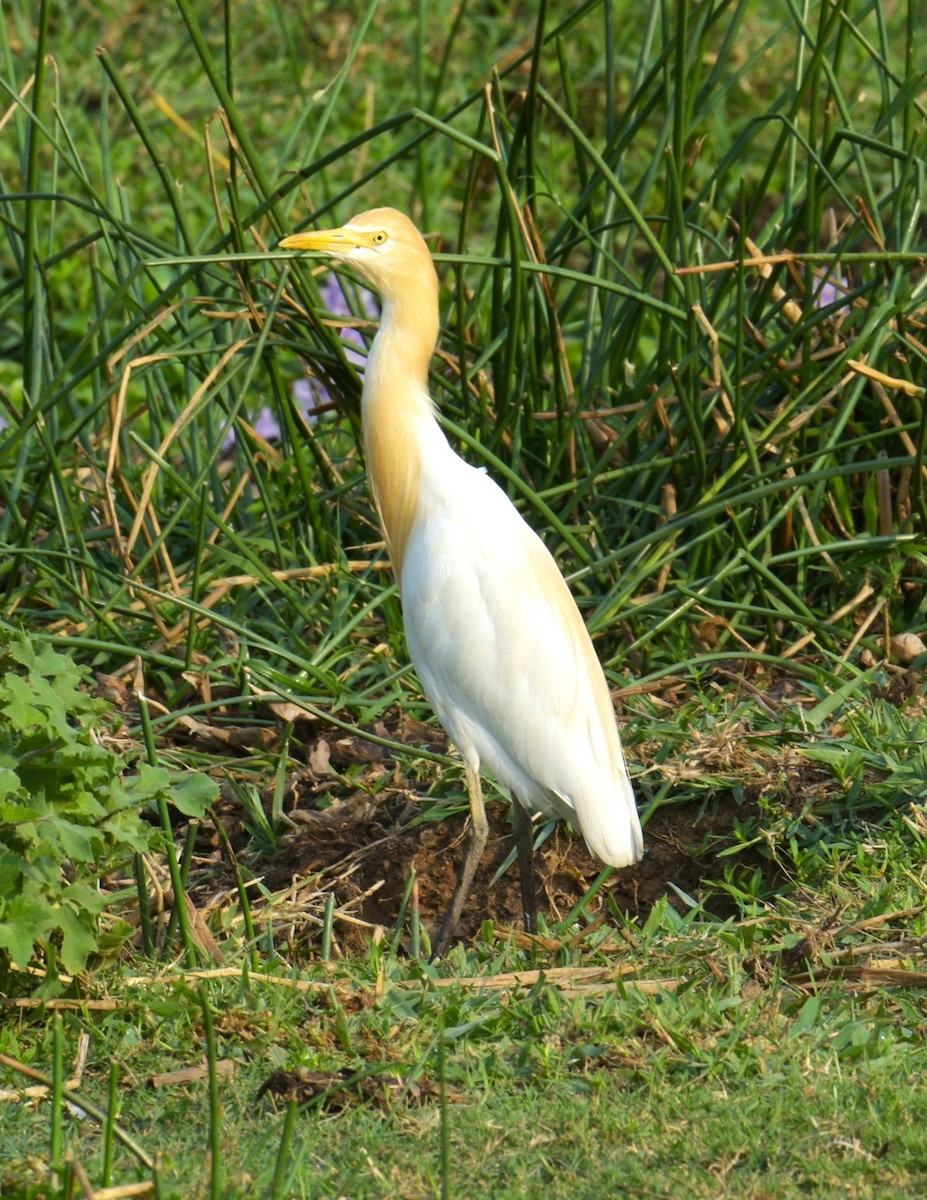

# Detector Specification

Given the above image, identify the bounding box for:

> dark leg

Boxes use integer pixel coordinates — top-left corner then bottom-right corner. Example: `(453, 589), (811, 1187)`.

(513, 805), (538, 935)
(430, 765), (489, 960)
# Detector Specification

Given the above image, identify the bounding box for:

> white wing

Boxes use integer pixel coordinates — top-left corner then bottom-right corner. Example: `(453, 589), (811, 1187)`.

(401, 452), (642, 868)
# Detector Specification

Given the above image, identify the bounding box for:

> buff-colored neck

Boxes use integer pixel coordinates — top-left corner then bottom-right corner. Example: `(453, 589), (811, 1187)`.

(362, 288), (441, 582)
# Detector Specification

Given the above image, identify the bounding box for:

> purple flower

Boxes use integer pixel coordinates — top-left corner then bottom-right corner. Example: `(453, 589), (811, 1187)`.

(225, 274), (379, 448)
(814, 273), (849, 314)
(252, 406), (282, 440)
(291, 273), (379, 421)
(320, 272), (377, 366)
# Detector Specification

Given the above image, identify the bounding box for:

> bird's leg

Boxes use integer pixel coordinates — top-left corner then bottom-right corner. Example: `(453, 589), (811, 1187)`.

(430, 764), (488, 960)
(513, 806), (538, 935)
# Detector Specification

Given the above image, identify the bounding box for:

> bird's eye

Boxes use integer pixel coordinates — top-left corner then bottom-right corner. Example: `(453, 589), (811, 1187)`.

(371, 231), (388, 245)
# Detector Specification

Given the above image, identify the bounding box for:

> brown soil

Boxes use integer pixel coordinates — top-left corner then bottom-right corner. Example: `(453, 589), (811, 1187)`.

(255, 771), (751, 955)
(139, 660), (925, 958)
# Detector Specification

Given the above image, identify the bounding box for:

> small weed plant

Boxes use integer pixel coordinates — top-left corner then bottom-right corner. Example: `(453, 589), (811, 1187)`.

(0, 633), (215, 978)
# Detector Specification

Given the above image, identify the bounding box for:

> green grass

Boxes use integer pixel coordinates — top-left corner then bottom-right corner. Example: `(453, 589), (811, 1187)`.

(1, 0), (926, 1195)
(3, 890), (927, 1197)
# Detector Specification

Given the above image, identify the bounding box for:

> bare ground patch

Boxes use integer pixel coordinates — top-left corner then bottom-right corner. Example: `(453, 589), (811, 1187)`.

(264, 789), (752, 953)
(189, 710), (778, 956)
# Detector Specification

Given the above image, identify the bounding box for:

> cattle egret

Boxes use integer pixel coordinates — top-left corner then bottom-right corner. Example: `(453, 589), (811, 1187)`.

(280, 209), (643, 957)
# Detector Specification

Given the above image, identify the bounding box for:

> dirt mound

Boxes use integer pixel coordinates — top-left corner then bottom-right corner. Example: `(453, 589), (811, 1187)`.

(259, 786), (746, 954)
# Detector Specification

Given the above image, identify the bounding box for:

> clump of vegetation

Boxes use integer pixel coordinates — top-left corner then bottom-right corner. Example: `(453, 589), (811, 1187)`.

(0, 634), (214, 976)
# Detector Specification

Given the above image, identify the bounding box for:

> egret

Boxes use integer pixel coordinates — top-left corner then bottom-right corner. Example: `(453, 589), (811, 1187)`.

(279, 209), (643, 957)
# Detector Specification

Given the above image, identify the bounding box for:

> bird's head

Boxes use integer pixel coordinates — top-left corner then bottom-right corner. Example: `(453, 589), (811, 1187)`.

(279, 208), (437, 306)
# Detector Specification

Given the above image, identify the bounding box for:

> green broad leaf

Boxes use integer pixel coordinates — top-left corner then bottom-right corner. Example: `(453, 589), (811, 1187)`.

(101, 811), (157, 855)
(0, 921), (40, 969)
(168, 771), (219, 817)
(62, 880), (106, 914)
(35, 643), (92, 698)
(19, 854), (62, 890)
(129, 762), (217, 817)
(97, 917), (134, 952)
(56, 788), (109, 823)
(0, 797), (40, 824)
(0, 896), (56, 968)
(0, 767), (25, 799)
(49, 816), (104, 863)
(4, 637), (36, 674)
(57, 903), (100, 973)
(129, 762), (174, 796)
(0, 674), (46, 731)
(0, 850), (26, 894)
